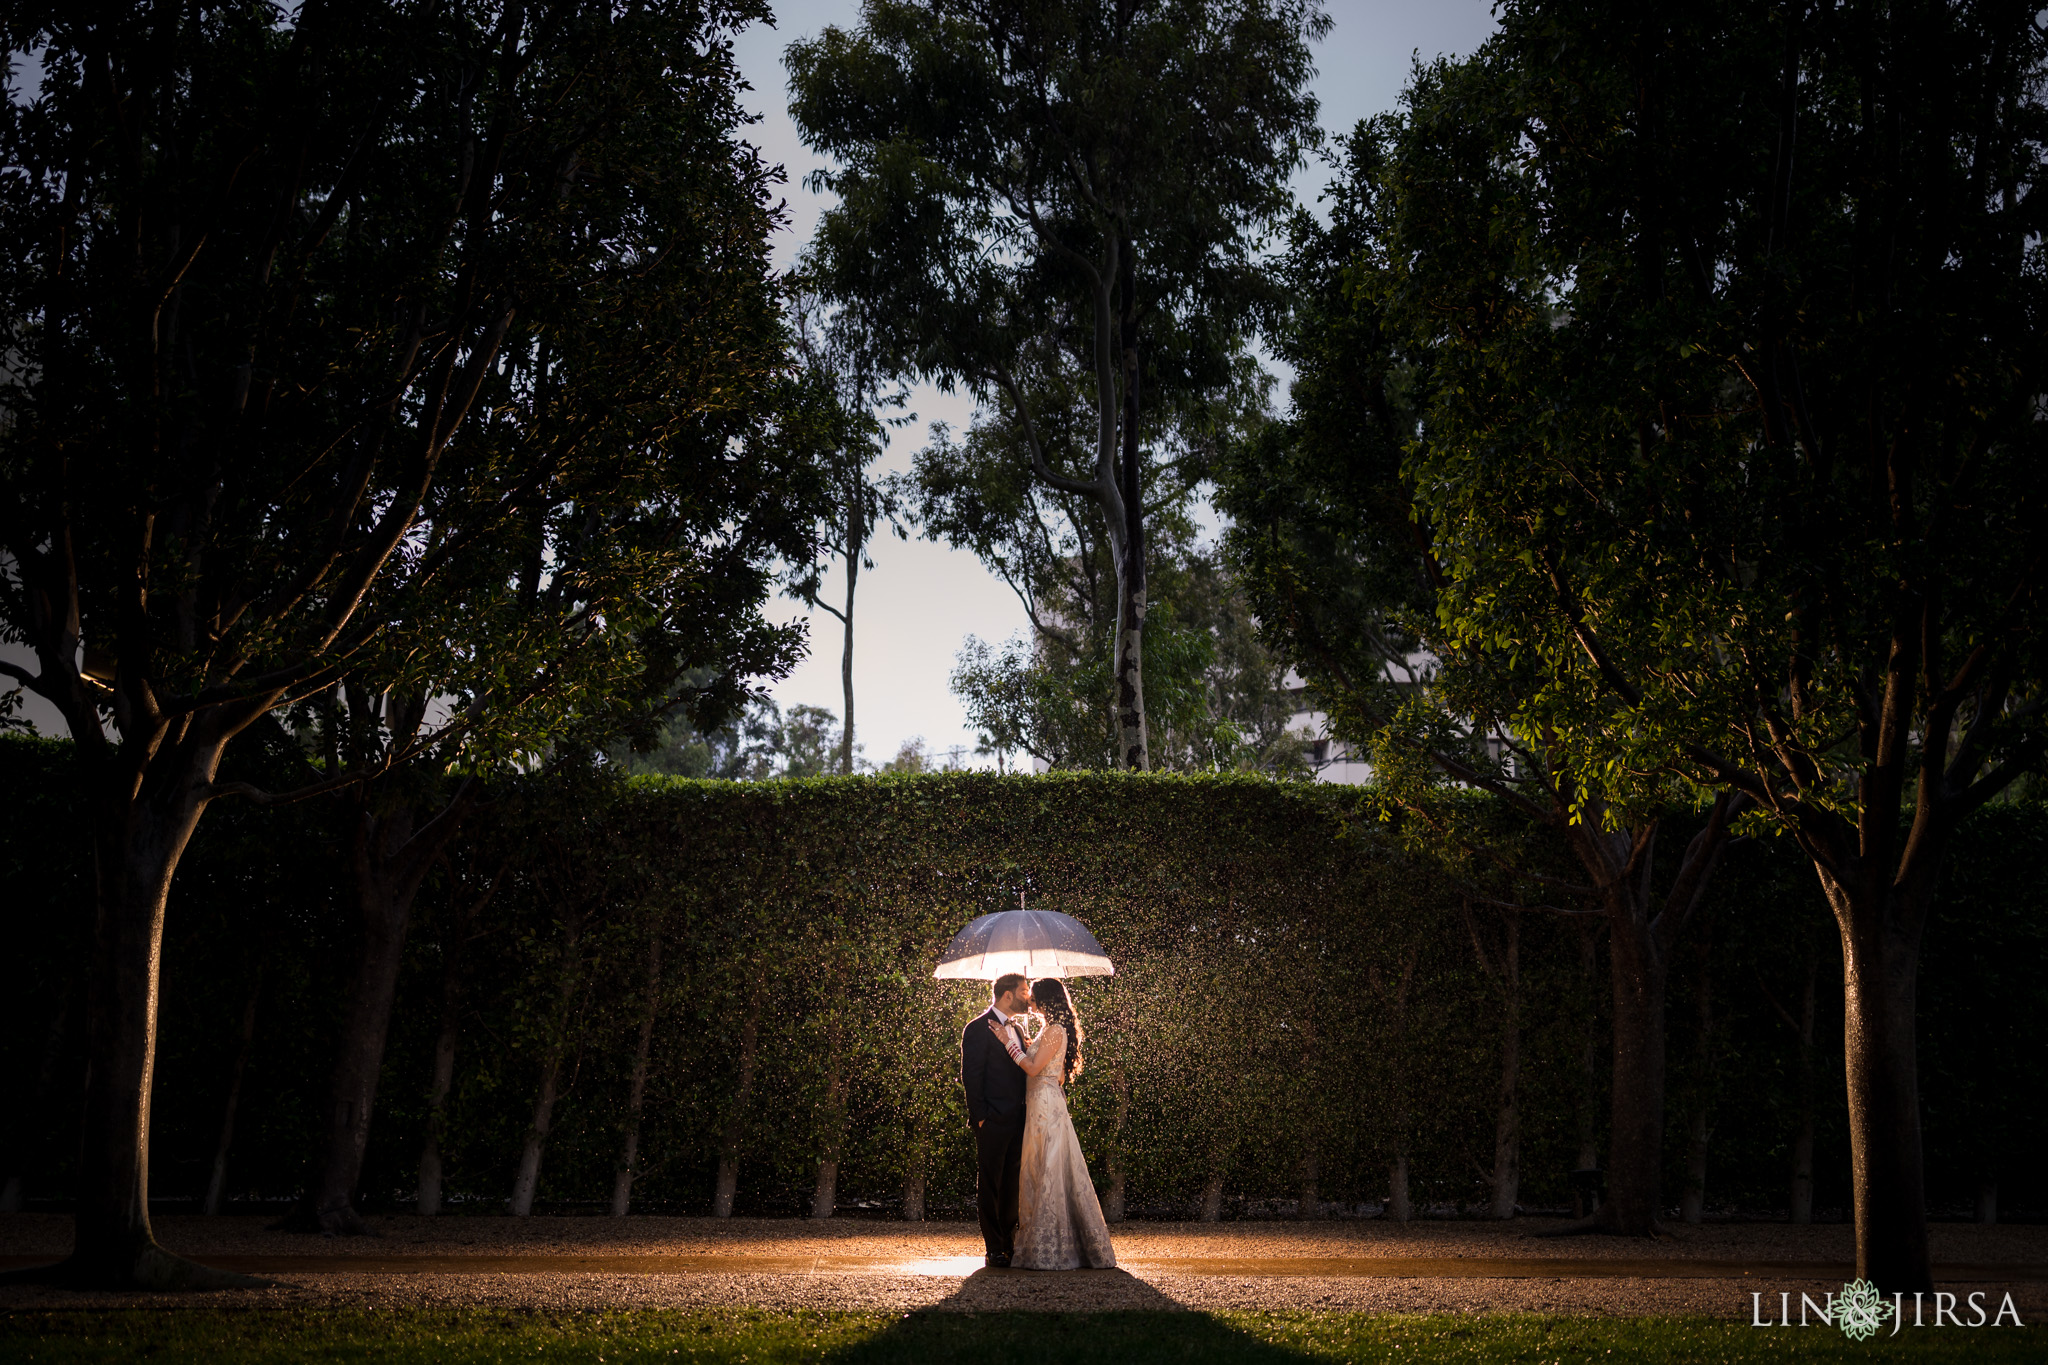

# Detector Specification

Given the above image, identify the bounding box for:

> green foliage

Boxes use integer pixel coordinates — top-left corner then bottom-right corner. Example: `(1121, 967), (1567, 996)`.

(0, 0), (821, 771)
(771, 705), (848, 779)
(1241, 0), (2048, 841)
(511, 770), (1438, 1217)
(5, 738), (2042, 1220)
(782, 288), (911, 775)
(786, 0), (1327, 408)
(1219, 0), (2048, 1271)
(609, 693), (785, 780)
(951, 634), (1081, 768)
(789, 0), (1328, 765)
(611, 698), (858, 780)
(900, 346), (1290, 773)
(948, 569), (1307, 775)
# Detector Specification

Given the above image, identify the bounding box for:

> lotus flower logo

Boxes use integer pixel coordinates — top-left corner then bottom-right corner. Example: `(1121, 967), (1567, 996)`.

(1835, 1279), (1896, 1341)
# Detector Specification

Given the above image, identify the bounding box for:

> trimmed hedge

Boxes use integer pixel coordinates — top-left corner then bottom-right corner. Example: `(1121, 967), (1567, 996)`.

(2, 737), (2042, 1220)
(388, 772), (1466, 1220)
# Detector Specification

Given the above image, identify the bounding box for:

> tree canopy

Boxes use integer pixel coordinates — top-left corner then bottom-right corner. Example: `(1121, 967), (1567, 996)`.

(787, 0), (1327, 768)
(1223, 0), (2048, 1289)
(0, 0), (821, 1286)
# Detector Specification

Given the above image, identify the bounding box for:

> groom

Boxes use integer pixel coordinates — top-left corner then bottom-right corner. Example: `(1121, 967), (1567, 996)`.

(961, 973), (1031, 1267)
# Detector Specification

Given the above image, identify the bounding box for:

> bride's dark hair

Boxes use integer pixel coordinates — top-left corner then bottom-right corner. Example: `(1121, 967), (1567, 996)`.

(1030, 978), (1084, 1083)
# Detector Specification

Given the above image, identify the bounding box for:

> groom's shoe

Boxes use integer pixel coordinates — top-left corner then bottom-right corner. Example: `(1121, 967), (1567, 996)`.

(985, 1253), (1011, 1268)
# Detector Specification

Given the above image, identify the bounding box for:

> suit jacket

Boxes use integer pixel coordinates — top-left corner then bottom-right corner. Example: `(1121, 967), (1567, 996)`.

(961, 1007), (1026, 1128)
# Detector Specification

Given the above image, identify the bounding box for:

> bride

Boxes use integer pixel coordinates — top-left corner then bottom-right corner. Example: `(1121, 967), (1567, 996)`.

(988, 978), (1116, 1270)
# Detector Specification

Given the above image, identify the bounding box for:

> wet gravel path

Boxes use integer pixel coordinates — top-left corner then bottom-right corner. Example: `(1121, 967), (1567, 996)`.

(3, 1215), (2042, 1320)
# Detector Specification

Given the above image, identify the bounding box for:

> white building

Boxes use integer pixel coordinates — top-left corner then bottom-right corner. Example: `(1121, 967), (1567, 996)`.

(1281, 653), (1436, 785)
(1280, 668), (1374, 784)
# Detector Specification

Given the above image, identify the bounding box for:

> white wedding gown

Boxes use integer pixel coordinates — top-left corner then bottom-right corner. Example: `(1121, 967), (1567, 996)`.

(1013, 1024), (1117, 1270)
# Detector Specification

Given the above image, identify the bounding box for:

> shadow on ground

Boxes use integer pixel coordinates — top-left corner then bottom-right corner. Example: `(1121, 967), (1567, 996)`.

(826, 1270), (1311, 1365)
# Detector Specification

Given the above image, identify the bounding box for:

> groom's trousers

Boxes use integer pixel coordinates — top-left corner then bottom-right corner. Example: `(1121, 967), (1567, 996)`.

(974, 1117), (1024, 1257)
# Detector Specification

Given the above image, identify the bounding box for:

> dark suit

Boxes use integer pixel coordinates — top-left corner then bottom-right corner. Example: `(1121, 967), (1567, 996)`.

(961, 1007), (1027, 1258)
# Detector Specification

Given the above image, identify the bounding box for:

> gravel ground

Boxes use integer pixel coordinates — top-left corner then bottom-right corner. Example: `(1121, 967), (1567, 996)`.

(2, 1215), (2042, 1320)
(7, 1213), (2046, 1264)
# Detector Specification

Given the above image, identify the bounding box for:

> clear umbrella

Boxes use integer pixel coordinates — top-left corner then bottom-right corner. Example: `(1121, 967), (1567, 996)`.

(932, 894), (1114, 980)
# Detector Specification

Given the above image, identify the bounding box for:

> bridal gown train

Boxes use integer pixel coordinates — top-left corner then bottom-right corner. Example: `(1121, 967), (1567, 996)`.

(1013, 1024), (1117, 1270)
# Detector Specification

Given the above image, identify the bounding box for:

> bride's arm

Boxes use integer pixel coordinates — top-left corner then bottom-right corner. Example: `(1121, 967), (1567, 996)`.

(989, 1019), (1031, 1067)
(1016, 1023), (1064, 1077)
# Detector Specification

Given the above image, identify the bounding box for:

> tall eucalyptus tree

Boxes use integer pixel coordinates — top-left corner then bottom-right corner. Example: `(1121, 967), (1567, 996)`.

(788, 0), (1326, 768)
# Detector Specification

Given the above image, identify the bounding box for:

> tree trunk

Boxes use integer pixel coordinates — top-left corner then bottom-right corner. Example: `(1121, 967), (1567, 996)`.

(508, 1053), (564, 1217)
(711, 983), (764, 1218)
(1384, 948), (1417, 1222)
(201, 967), (264, 1216)
(1574, 923), (1602, 1218)
(710, 1162), (741, 1219)
(1108, 522), (1148, 771)
(1102, 1167), (1127, 1222)
(1596, 903), (1670, 1236)
(1099, 1025), (1131, 1223)
(1790, 1119), (1815, 1224)
(1821, 871), (1933, 1292)
(1387, 1150), (1413, 1223)
(839, 509), (859, 775)
(1292, 1008), (1322, 1221)
(415, 1016), (456, 1218)
(1976, 1181), (1998, 1226)
(899, 1100), (930, 1220)
(810, 1160), (840, 1221)
(1459, 897), (1521, 1219)
(305, 805), (429, 1235)
(809, 1047), (846, 1220)
(1681, 913), (1716, 1226)
(1474, 912), (1523, 1219)
(1297, 1149), (1320, 1221)
(1111, 275), (1148, 771)
(1012, 238), (1149, 765)
(415, 951), (462, 1217)
(41, 764), (262, 1288)
(1681, 1110), (1710, 1227)
(1541, 798), (1742, 1240)
(509, 929), (587, 1218)
(1487, 910), (1521, 1220)
(611, 932), (663, 1217)
(1198, 1169), (1225, 1222)
(1763, 943), (1822, 1225)
(417, 859), (501, 1216)
(1791, 952), (1817, 1225)
(1101, 1076), (1129, 1223)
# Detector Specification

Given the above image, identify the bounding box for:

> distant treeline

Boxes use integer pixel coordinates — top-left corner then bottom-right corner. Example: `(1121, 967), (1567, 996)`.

(3, 734), (2041, 1222)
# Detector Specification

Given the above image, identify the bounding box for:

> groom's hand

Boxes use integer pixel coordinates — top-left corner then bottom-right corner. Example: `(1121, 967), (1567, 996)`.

(991, 1018), (1029, 1065)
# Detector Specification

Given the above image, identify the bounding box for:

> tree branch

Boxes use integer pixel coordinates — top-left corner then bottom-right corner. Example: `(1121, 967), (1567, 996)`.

(1536, 548), (1644, 707)
(1470, 894), (1609, 918)
(206, 761), (385, 807)
(988, 361), (1101, 500)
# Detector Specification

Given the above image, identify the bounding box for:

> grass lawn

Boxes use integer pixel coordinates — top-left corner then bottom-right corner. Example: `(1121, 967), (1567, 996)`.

(0, 1308), (2037, 1364)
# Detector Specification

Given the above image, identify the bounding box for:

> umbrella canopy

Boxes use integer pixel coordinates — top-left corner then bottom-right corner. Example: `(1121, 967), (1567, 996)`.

(933, 907), (1115, 980)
